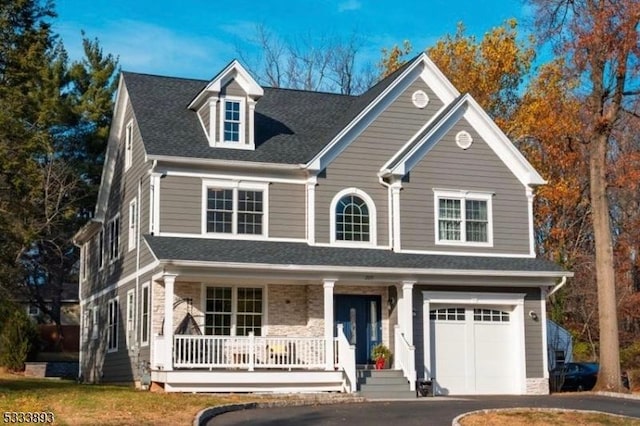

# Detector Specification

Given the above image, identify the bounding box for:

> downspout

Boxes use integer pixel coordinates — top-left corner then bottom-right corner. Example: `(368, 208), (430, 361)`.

(547, 276), (567, 298)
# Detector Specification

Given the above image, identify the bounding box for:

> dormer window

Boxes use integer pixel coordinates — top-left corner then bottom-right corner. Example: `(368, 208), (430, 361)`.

(223, 99), (243, 143)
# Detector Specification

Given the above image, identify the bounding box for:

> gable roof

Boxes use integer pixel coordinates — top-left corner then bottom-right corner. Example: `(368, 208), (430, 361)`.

(144, 235), (570, 278)
(380, 93), (546, 186)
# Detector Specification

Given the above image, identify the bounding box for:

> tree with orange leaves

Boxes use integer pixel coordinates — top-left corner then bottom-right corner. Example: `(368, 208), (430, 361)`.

(529, 0), (640, 392)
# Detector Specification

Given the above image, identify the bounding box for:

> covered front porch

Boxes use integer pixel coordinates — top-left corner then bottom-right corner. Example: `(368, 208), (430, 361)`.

(148, 274), (416, 393)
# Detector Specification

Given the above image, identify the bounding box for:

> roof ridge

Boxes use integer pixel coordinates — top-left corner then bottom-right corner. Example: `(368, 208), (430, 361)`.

(122, 70), (207, 83)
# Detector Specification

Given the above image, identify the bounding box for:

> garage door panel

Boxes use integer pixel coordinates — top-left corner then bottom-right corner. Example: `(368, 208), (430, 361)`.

(474, 322), (514, 394)
(430, 321), (467, 395)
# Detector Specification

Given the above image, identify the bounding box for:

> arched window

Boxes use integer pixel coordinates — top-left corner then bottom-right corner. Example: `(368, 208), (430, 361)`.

(335, 194), (370, 242)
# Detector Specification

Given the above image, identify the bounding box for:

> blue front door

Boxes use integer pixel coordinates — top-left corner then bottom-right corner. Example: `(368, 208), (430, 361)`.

(334, 295), (382, 364)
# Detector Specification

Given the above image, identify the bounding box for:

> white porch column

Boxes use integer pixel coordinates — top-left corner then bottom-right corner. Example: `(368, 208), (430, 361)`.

(402, 281), (415, 345)
(163, 274), (177, 371)
(323, 279), (336, 371)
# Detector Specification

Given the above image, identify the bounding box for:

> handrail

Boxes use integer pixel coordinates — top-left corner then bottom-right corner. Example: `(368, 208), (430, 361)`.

(335, 324), (356, 392)
(394, 325), (416, 391)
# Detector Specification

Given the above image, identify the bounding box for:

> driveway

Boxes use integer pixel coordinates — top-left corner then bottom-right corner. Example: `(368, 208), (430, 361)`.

(207, 394), (640, 426)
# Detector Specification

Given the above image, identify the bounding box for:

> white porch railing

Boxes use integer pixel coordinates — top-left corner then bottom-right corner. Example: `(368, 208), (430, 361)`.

(335, 324), (356, 393)
(173, 333), (328, 370)
(394, 325), (416, 391)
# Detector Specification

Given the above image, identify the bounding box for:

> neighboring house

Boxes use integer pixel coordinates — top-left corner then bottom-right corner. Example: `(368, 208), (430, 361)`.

(73, 53), (572, 396)
(547, 319), (573, 371)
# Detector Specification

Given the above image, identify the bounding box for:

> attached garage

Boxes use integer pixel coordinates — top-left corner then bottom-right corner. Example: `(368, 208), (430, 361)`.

(422, 291), (526, 395)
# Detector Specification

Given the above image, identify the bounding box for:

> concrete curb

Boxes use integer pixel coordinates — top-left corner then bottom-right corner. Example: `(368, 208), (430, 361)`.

(194, 395), (366, 426)
(451, 407), (638, 426)
(594, 391), (640, 400)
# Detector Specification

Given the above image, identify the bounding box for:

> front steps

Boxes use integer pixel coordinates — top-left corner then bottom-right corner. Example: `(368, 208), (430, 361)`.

(357, 368), (416, 399)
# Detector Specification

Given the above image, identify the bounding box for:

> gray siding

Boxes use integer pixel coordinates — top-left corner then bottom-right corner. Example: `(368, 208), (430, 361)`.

(412, 285), (544, 380)
(269, 182), (306, 239)
(315, 79), (444, 246)
(159, 175), (202, 234)
(400, 119), (530, 254)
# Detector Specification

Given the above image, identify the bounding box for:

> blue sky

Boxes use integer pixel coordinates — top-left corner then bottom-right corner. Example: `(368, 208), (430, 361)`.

(54, 0), (532, 80)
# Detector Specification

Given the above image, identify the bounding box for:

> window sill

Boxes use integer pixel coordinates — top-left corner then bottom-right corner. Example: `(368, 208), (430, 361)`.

(435, 240), (493, 248)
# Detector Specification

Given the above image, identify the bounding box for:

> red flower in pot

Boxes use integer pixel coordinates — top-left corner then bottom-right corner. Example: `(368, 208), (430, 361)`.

(371, 344), (391, 370)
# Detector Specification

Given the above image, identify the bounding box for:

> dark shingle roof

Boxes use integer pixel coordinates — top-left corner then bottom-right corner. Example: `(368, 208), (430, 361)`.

(144, 236), (567, 275)
(122, 56), (422, 165)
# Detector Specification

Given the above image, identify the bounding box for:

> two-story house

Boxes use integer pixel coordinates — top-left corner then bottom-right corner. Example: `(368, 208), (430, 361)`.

(73, 53), (571, 396)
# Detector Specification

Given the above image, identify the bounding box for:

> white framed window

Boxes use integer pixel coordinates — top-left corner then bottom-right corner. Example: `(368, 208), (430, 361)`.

(330, 188), (377, 246)
(124, 120), (133, 171)
(141, 283), (150, 346)
(128, 198), (137, 251)
(204, 286), (263, 336)
(219, 97), (245, 144)
(98, 229), (104, 270)
(126, 290), (135, 347)
(202, 180), (268, 237)
(433, 189), (493, 247)
(85, 306), (98, 340)
(81, 243), (88, 282)
(27, 305), (40, 317)
(108, 215), (120, 261)
(107, 298), (119, 352)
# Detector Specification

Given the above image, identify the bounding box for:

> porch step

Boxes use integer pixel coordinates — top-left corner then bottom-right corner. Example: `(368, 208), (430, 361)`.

(357, 369), (416, 400)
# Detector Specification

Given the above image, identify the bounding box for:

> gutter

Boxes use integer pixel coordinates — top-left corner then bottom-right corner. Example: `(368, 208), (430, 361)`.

(546, 276), (567, 298)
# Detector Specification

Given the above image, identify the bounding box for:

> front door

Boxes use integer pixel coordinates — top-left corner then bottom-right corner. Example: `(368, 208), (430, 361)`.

(334, 295), (382, 364)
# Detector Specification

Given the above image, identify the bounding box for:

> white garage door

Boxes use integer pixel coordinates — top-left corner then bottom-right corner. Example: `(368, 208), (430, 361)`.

(429, 306), (517, 395)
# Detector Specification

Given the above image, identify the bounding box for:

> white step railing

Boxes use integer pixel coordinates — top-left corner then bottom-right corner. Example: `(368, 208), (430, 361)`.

(173, 333), (328, 370)
(394, 325), (416, 391)
(335, 324), (356, 393)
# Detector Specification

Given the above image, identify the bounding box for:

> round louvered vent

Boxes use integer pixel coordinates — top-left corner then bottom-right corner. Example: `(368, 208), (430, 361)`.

(411, 90), (429, 108)
(456, 130), (473, 149)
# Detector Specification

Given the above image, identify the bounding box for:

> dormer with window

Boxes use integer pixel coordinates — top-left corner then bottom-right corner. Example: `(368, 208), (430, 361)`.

(188, 60), (263, 150)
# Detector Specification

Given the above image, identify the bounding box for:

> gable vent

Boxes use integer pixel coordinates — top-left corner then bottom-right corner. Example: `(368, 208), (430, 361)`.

(456, 130), (473, 149)
(411, 90), (429, 109)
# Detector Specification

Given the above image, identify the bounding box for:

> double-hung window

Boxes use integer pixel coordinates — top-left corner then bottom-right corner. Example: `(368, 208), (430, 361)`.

(434, 190), (493, 246)
(124, 121), (133, 171)
(107, 298), (119, 352)
(204, 286), (263, 336)
(141, 283), (150, 346)
(108, 215), (120, 261)
(128, 198), (137, 251)
(204, 181), (267, 236)
(126, 290), (135, 348)
(219, 97), (245, 144)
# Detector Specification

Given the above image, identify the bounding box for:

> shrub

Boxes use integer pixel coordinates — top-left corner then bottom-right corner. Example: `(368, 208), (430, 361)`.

(0, 306), (40, 371)
(621, 342), (640, 370)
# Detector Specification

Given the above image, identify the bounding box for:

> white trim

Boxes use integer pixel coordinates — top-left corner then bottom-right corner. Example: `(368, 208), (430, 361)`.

(526, 186), (535, 256)
(156, 232), (304, 243)
(201, 179), (269, 237)
(160, 170), (306, 185)
(160, 259), (572, 279)
(141, 282), (150, 347)
(433, 189), (493, 247)
(80, 243), (88, 283)
(422, 290), (526, 395)
(150, 174), (160, 235)
(397, 248), (535, 258)
(307, 176), (317, 245)
(188, 60), (263, 110)
(147, 155), (301, 171)
(202, 284), (265, 337)
(247, 98), (256, 146)
(329, 188), (378, 246)
(126, 289), (135, 348)
(98, 229), (104, 271)
(80, 261), (160, 306)
(128, 198), (137, 252)
(124, 120), (133, 171)
(391, 181), (402, 252)
(384, 94), (546, 187)
(107, 214), (121, 262)
(107, 297), (119, 353)
(218, 95), (247, 146)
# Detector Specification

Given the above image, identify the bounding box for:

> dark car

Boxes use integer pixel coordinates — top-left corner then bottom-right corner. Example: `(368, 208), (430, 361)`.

(552, 362), (630, 392)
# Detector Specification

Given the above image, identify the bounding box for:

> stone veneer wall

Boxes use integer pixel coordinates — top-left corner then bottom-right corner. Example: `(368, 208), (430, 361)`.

(152, 281), (203, 336)
(526, 378), (550, 395)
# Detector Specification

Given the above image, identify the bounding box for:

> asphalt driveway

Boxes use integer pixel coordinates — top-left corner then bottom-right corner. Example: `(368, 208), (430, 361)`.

(207, 394), (640, 426)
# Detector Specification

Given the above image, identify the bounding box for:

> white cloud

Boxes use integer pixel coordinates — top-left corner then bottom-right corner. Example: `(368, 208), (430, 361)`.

(55, 19), (236, 79)
(338, 0), (362, 12)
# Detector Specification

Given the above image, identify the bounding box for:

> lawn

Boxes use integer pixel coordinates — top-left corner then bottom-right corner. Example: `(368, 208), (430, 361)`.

(460, 409), (640, 426)
(0, 371), (276, 425)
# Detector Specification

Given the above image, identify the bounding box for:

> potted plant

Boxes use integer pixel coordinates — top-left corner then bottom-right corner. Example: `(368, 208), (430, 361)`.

(371, 344), (391, 369)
